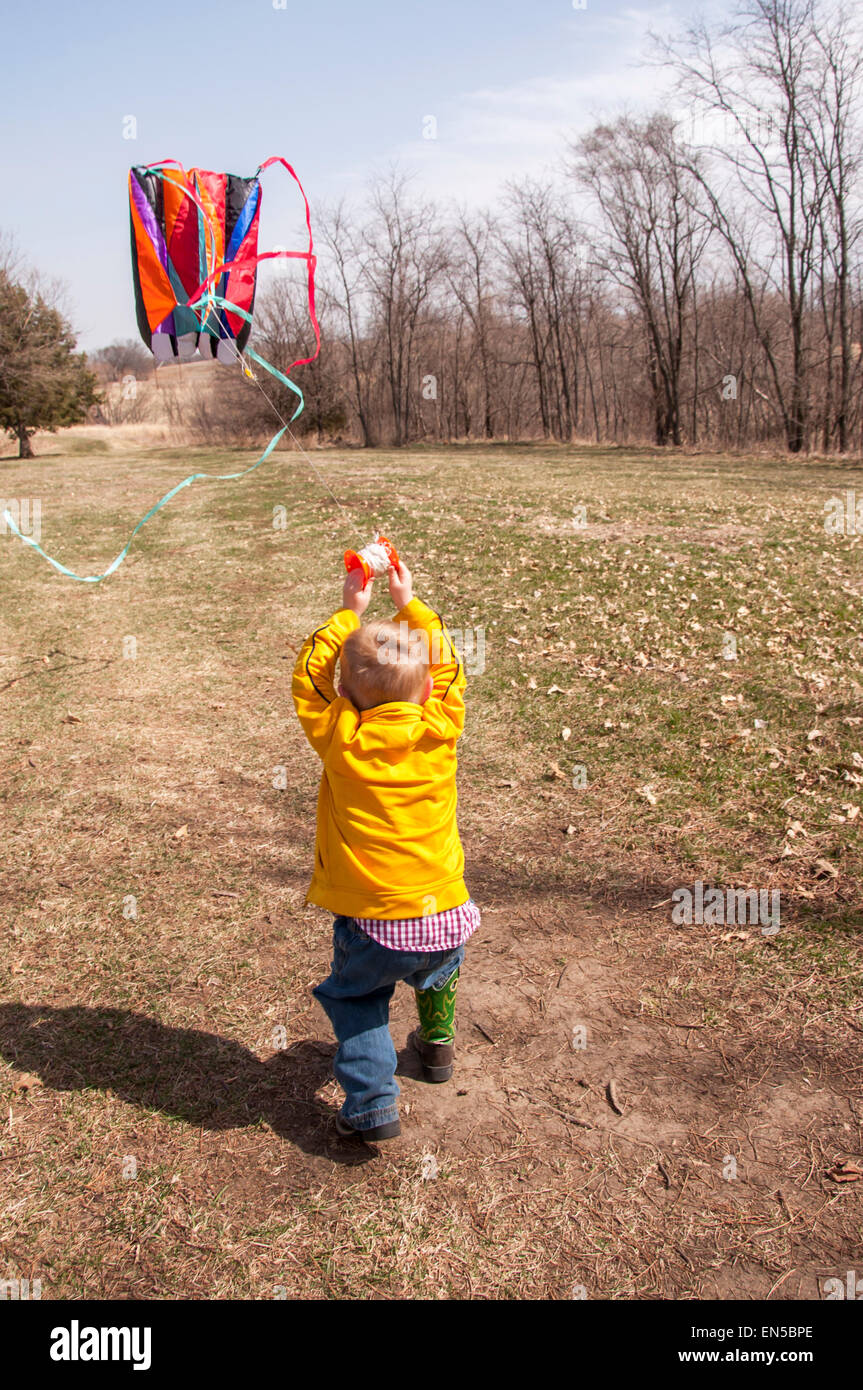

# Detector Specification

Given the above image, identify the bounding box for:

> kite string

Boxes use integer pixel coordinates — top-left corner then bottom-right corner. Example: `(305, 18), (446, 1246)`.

(241, 349), (358, 531)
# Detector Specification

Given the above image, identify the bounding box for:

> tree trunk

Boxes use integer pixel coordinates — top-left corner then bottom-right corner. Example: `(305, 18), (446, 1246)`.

(17, 425), (34, 458)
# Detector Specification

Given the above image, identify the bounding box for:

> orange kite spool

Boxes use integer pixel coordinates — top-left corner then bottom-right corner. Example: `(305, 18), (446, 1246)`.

(343, 535), (400, 589)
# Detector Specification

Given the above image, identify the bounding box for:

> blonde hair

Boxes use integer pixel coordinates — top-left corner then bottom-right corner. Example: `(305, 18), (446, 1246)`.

(340, 620), (430, 710)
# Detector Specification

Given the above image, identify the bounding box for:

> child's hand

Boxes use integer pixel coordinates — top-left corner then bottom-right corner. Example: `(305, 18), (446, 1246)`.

(389, 560), (413, 609)
(343, 568), (373, 616)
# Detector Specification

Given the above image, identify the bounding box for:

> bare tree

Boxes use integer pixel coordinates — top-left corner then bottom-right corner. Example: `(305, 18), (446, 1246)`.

(361, 171), (448, 446)
(499, 180), (584, 440)
(656, 0), (834, 452)
(800, 3), (863, 450)
(254, 274), (348, 442)
(90, 339), (154, 383)
(569, 114), (710, 446)
(448, 209), (500, 439)
(318, 200), (376, 446)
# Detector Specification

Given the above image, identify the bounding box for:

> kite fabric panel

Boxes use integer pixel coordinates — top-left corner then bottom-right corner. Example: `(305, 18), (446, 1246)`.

(129, 164), (262, 365)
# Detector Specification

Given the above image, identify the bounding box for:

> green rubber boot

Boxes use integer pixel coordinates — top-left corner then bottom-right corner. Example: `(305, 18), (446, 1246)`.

(411, 969), (459, 1082)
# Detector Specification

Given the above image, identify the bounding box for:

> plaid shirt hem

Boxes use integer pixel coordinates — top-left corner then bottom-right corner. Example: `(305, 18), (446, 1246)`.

(353, 899), (480, 953)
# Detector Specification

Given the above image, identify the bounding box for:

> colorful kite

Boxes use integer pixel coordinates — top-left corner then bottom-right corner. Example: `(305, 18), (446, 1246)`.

(129, 163), (262, 364)
(1, 157), (323, 582)
(127, 156), (318, 379)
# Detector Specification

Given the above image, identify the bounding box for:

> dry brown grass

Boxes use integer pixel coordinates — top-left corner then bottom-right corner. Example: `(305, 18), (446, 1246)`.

(0, 432), (861, 1300)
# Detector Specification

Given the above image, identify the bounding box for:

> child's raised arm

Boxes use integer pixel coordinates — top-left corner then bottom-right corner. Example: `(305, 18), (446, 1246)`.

(291, 571), (373, 756)
(389, 561), (466, 731)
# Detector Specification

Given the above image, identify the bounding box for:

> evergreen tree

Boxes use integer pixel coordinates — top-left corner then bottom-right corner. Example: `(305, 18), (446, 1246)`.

(0, 270), (98, 457)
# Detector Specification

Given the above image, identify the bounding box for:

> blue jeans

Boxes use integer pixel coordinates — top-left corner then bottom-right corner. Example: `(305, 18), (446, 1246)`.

(313, 916), (465, 1131)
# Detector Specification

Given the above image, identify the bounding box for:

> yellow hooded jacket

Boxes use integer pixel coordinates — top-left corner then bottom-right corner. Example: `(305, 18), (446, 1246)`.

(291, 597), (468, 919)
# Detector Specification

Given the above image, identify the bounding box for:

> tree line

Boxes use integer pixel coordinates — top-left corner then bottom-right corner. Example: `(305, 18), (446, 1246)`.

(255, 0), (863, 454)
(3, 0), (861, 458)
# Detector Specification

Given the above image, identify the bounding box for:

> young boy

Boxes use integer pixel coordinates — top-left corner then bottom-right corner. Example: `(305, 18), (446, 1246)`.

(292, 557), (479, 1141)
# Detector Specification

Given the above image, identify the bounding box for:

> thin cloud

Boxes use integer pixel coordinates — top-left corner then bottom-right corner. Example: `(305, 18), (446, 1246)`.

(382, 62), (676, 206)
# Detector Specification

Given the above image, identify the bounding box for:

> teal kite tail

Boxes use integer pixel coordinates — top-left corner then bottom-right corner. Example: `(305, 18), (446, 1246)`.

(1, 424), (287, 584)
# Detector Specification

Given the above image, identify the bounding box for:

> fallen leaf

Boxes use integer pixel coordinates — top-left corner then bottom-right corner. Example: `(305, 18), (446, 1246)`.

(827, 1160), (862, 1183)
(12, 1072), (43, 1093)
(61, 713), (82, 724)
(173, 825), (189, 840)
(812, 858), (839, 879)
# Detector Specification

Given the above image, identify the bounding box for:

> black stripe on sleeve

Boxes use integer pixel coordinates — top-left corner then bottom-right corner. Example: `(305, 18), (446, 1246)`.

(305, 627), (332, 705)
(433, 611), (462, 701)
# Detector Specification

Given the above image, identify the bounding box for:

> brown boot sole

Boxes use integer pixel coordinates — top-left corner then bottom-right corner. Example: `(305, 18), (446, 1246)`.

(334, 1114), (401, 1141)
(409, 1028), (454, 1083)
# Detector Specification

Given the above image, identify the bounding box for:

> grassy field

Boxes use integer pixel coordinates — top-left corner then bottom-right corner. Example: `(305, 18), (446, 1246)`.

(1, 430), (861, 1299)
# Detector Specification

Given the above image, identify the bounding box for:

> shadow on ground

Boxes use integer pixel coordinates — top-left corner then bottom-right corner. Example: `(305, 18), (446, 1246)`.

(0, 1002), (382, 1166)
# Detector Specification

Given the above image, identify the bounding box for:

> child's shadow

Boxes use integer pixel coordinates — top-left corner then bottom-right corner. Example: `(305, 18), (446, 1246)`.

(0, 1003), (374, 1166)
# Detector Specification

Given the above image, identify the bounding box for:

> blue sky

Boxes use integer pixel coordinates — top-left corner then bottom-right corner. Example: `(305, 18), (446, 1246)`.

(0, 0), (711, 349)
